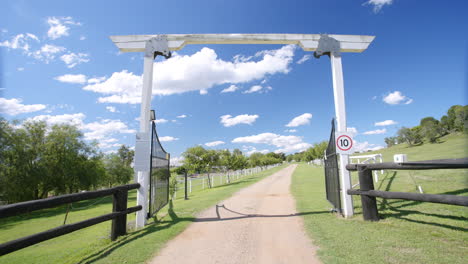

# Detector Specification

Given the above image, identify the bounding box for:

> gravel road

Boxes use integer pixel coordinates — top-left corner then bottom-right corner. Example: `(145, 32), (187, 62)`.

(150, 164), (320, 264)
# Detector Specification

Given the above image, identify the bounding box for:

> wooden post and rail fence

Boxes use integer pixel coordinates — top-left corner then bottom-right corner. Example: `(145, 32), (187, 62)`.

(0, 183), (141, 256)
(346, 158), (468, 221)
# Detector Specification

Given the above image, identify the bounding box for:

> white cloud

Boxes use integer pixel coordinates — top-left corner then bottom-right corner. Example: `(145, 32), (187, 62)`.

(79, 36), (86, 41)
(155, 118), (168, 124)
(30, 44), (66, 63)
(0, 98), (46, 115)
(82, 119), (136, 141)
(17, 67), (24, 71)
(205, 141), (225, 147)
(47, 16), (81, 40)
(285, 129), (297, 133)
(176, 114), (187, 118)
(159, 136), (179, 142)
(296, 54), (311, 64)
(362, 128), (387, 135)
(171, 156), (184, 166)
(199, 89), (208, 95)
(242, 85), (272, 94)
(87, 76), (106, 84)
(54, 74), (87, 84)
(221, 85), (239, 93)
(242, 145), (269, 156)
(347, 127), (358, 137)
(0, 33), (39, 51)
(375, 120), (397, 126)
(232, 132), (311, 153)
(220, 114), (259, 127)
(286, 113), (312, 127)
(60, 52), (90, 68)
(353, 141), (384, 153)
(383, 91), (413, 105)
(364, 0), (393, 13)
(99, 138), (120, 149)
(106, 106), (118, 113)
(28, 113), (86, 127)
(83, 70), (142, 104)
(82, 45), (295, 103)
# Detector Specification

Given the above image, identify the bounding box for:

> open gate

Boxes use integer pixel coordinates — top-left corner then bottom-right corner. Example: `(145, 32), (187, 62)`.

(324, 119), (342, 213)
(148, 121), (170, 218)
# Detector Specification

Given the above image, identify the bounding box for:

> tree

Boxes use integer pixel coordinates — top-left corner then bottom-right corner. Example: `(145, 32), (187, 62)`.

(182, 146), (208, 174)
(397, 126), (422, 146)
(384, 137), (397, 147)
(103, 153), (133, 187)
(248, 152), (264, 167)
(0, 120), (105, 203)
(118, 145), (134, 167)
(419, 117), (442, 143)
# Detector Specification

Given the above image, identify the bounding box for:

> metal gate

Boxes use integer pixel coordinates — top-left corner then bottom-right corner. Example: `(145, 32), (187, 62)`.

(148, 121), (170, 218)
(324, 119), (342, 213)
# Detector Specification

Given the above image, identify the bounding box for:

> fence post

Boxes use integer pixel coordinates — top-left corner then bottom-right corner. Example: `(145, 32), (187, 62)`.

(358, 166), (379, 221)
(184, 172), (188, 200)
(111, 188), (128, 240)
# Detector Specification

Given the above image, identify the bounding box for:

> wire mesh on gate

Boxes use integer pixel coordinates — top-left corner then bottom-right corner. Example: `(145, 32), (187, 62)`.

(324, 119), (342, 214)
(148, 121), (170, 218)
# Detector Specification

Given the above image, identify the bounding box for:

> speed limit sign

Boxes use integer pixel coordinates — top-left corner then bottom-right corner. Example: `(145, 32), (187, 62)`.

(335, 132), (354, 154)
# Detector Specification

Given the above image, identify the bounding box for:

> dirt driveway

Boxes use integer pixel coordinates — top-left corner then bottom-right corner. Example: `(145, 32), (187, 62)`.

(150, 164), (320, 264)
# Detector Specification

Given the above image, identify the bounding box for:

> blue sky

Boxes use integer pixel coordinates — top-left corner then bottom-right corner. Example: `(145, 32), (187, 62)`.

(1, 0), (467, 164)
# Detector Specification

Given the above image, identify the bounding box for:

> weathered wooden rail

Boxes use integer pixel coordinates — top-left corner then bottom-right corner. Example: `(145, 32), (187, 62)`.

(346, 158), (468, 221)
(0, 183), (141, 256)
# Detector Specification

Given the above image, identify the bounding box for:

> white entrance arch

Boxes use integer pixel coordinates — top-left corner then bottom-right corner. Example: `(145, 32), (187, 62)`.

(110, 34), (375, 228)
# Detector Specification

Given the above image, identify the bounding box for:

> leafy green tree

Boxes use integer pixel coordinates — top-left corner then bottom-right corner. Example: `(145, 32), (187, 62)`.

(248, 152), (264, 167)
(397, 126), (422, 146)
(118, 145), (134, 167)
(419, 117), (442, 143)
(103, 153), (133, 187)
(384, 137), (397, 147)
(0, 120), (105, 203)
(182, 146), (208, 174)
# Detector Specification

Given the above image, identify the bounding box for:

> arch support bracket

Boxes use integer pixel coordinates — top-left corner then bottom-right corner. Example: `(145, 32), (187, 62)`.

(145, 35), (172, 59)
(314, 34), (341, 58)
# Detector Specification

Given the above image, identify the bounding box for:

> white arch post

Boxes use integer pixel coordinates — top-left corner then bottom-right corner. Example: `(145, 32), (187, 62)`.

(111, 34), (375, 227)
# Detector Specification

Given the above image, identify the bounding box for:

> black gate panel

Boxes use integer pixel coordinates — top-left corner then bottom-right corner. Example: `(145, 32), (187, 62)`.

(148, 121), (170, 218)
(324, 119), (342, 213)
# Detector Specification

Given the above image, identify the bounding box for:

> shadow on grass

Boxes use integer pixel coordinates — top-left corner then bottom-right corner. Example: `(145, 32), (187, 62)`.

(78, 200), (328, 263)
(374, 188), (468, 232)
(77, 200), (194, 264)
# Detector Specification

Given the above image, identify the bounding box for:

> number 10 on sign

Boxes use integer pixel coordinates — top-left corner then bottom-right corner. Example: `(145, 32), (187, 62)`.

(335, 133), (354, 154)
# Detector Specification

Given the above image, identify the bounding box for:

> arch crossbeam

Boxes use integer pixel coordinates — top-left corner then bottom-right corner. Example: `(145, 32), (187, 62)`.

(110, 33), (375, 53)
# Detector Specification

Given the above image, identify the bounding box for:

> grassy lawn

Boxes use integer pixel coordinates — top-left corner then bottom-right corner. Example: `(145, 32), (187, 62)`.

(291, 134), (468, 264)
(0, 164), (286, 264)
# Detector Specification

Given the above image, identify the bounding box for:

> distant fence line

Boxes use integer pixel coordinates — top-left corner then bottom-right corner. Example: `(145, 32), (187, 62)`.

(172, 164), (281, 199)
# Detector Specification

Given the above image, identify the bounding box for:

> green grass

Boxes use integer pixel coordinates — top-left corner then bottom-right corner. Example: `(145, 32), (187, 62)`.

(291, 134), (468, 264)
(0, 164), (286, 264)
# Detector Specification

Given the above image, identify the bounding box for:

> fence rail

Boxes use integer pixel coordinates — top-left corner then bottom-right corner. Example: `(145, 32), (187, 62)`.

(346, 158), (468, 221)
(0, 183), (141, 256)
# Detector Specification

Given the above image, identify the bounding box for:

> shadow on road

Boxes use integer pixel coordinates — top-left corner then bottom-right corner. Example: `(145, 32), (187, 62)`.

(78, 200), (328, 263)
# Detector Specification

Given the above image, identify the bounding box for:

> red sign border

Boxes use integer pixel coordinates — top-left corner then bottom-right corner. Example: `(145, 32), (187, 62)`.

(336, 135), (353, 151)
